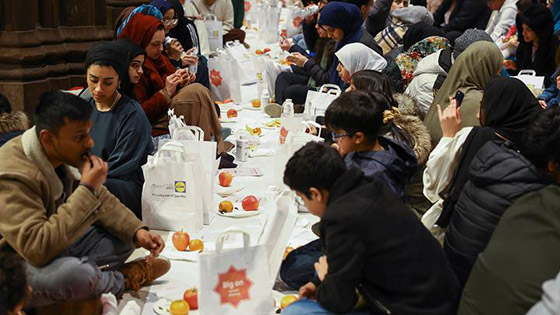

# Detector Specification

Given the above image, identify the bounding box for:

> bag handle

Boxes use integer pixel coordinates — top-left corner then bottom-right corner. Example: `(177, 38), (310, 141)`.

(319, 84), (342, 96)
(518, 69), (537, 76)
(204, 14), (218, 21)
(153, 141), (186, 164)
(215, 229), (251, 254)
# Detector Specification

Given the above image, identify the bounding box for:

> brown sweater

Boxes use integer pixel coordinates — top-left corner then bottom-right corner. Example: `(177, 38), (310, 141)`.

(0, 128), (146, 266)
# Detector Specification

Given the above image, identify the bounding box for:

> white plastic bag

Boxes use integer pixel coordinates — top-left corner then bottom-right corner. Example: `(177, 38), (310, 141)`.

(224, 41), (257, 85)
(304, 84), (342, 119)
(205, 14), (223, 52)
(199, 230), (274, 315)
(286, 6), (303, 38)
(141, 141), (204, 231)
(208, 49), (242, 102)
(264, 58), (292, 100)
(259, 4), (280, 44)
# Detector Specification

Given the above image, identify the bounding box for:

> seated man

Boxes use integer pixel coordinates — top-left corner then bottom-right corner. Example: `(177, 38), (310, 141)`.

(0, 91), (169, 307)
(485, 0), (517, 41)
(281, 142), (460, 314)
(186, 0), (246, 44)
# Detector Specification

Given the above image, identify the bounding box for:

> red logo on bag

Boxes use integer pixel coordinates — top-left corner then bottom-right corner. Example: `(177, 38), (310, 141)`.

(210, 69), (223, 87)
(244, 1), (251, 11)
(214, 265), (253, 307)
(293, 16), (303, 28)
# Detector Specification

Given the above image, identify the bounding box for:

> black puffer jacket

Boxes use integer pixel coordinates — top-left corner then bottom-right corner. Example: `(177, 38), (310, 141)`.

(433, 0), (491, 34)
(444, 141), (552, 287)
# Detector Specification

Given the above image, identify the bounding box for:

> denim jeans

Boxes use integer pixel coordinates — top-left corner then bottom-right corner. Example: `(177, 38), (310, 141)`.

(283, 299), (370, 315)
(25, 226), (133, 308)
(280, 239), (322, 289)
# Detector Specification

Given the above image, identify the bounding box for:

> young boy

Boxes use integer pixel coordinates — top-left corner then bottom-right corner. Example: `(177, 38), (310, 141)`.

(325, 90), (417, 201)
(281, 142), (460, 314)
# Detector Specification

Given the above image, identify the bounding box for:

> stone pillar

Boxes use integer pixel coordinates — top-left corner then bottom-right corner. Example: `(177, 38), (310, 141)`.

(0, 0), (113, 115)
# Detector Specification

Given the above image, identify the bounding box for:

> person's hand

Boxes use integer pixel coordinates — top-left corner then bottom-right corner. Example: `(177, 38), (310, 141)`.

(286, 52), (308, 68)
(181, 48), (199, 67)
(80, 154), (108, 192)
(298, 282), (317, 299)
(164, 73), (181, 96)
(168, 39), (184, 61)
(279, 36), (292, 51)
(437, 97), (462, 138)
(539, 99), (548, 110)
(135, 229), (165, 259)
(315, 255), (328, 281)
(556, 75), (560, 89)
(503, 59), (516, 71)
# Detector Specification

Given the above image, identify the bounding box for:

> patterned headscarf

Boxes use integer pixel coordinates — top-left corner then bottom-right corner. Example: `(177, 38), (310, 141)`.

(396, 36), (449, 88)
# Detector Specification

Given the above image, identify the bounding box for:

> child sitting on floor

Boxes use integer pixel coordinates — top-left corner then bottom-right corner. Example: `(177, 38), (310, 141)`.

(281, 142), (460, 314)
(0, 251), (31, 315)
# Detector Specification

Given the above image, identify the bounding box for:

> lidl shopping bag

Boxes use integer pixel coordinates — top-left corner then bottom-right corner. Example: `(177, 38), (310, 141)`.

(208, 49), (242, 102)
(142, 141), (204, 231)
(224, 41), (257, 85)
(205, 14), (223, 52)
(199, 230), (274, 315)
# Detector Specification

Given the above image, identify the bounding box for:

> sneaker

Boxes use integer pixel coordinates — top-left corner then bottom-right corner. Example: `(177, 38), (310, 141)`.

(264, 103), (283, 118)
(119, 257), (171, 292)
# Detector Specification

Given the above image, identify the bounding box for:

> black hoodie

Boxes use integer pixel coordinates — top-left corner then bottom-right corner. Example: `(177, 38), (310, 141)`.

(313, 168), (460, 314)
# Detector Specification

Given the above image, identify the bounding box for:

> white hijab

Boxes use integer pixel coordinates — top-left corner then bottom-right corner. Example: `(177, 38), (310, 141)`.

(335, 43), (387, 76)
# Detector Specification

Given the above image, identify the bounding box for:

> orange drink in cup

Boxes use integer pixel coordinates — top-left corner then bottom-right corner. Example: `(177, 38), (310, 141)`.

(252, 99), (261, 108)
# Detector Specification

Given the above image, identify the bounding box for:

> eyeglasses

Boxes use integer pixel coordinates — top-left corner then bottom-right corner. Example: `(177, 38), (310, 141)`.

(331, 132), (352, 142)
(163, 18), (178, 26)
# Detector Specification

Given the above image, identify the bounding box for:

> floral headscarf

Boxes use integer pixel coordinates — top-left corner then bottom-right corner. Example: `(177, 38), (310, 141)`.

(396, 36), (449, 88)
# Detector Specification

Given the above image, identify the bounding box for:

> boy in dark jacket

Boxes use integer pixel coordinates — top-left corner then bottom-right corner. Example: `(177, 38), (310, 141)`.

(281, 142), (460, 314)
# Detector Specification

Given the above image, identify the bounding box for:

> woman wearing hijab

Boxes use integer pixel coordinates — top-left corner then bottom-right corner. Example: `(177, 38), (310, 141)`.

(149, 0), (210, 88)
(423, 77), (540, 241)
(396, 34), (449, 89)
(81, 42), (154, 218)
(317, 2), (383, 88)
(335, 43), (387, 86)
(515, 3), (558, 87)
(113, 39), (146, 100)
(274, 10), (336, 105)
(424, 41), (503, 145)
(118, 13), (223, 152)
(425, 77), (545, 287)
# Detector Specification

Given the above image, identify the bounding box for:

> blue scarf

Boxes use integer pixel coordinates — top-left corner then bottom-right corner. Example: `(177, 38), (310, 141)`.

(319, 2), (365, 87)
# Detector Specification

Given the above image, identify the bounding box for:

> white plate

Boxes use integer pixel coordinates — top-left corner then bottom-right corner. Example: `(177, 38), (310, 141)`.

(261, 120), (281, 129)
(219, 104), (244, 112)
(153, 298), (172, 315)
(220, 117), (238, 123)
(216, 208), (261, 218)
(243, 105), (263, 111)
(216, 183), (244, 197)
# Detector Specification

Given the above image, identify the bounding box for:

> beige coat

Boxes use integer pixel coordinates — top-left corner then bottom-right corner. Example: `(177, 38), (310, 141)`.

(0, 128), (146, 266)
(186, 0), (234, 34)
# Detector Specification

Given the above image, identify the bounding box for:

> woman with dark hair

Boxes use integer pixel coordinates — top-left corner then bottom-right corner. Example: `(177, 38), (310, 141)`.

(81, 41), (153, 218)
(515, 3), (558, 87)
(423, 77), (541, 264)
(118, 13), (223, 152)
(113, 39), (146, 100)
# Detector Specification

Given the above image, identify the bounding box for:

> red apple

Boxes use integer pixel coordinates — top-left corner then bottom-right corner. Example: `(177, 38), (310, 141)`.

(242, 195), (259, 211)
(172, 230), (190, 251)
(218, 172), (233, 187)
(227, 109), (238, 118)
(264, 47), (271, 53)
(184, 287), (198, 310)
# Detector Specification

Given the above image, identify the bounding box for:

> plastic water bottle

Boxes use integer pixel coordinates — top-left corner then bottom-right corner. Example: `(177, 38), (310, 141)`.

(282, 98), (294, 117)
(260, 89), (270, 111)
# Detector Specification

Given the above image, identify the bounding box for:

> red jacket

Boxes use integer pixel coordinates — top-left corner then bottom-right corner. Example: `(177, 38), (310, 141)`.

(134, 55), (177, 136)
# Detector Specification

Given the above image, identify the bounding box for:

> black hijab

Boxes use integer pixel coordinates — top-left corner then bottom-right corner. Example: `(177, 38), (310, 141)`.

(402, 22), (444, 51)
(482, 76), (540, 144)
(168, 0), (200, 52)
(85, 41), (128, 81)
(113, 39), (146, 99)
(437, 77), (540, 227)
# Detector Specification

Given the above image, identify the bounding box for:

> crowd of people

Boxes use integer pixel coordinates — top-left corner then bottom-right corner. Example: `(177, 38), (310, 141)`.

(1, 0), (560, 313)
